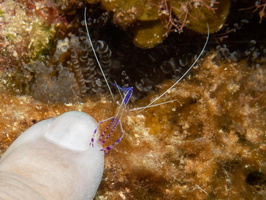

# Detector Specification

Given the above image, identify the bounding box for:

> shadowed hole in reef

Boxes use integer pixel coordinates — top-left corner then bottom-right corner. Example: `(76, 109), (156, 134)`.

(246, 171), (266, 192)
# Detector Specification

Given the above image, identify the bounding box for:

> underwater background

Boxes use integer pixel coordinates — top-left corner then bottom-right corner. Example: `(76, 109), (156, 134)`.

(0, 0), (265, 199)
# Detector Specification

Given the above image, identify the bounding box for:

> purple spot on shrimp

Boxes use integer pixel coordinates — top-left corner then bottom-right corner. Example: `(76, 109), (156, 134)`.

(92, 84), (131, 153)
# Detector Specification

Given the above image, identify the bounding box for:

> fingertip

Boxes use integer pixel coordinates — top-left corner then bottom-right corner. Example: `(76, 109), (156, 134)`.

(45, 111), (102, 151)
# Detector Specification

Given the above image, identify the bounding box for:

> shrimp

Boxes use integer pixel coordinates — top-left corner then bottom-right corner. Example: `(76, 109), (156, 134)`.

(89, 84), (133, 154)
(84, 8), (135, 153)
(84, 7), (209, 153)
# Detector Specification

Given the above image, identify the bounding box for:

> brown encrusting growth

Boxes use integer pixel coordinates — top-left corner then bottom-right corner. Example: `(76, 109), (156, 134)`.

(0, 0), (266, 199)
(1, 54), (265, 199)
(99, 0), (231, 48)
(97, 54), (266, 199)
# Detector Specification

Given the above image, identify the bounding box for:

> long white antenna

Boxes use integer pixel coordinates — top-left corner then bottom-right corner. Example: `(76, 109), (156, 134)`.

(84, 7), (115, 102)
(140, 24), (210, 111)
(130, 98), (179, 111)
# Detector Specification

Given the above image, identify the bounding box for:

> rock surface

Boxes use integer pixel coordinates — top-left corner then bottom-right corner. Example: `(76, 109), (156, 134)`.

(0, 54), (265, 199)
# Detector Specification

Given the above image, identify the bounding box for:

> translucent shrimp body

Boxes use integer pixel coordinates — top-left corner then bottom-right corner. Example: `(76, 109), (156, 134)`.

(84, 7), (209, 153)
(90, 85), (133, 153)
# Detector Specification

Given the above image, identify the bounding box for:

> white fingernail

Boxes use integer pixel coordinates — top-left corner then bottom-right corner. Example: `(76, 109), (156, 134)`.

(45, 111), (101, 151)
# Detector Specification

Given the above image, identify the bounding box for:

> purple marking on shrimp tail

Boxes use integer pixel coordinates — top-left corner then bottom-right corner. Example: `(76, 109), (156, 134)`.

(100, 130), (125, 154)
(100, 118), (120, 144)
(89, 132), (96, 147)
(99, 118), (116, 141)
(89, 119), (107, 147)
(89, 84), (132, 153)
(90, 138), (95, 147)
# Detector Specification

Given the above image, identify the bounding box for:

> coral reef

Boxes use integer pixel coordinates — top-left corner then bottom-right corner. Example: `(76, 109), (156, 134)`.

(97, 0), (231, 48)
(2, 34), (112, 103)
(172, 0), (230, 33)
(24, 61), (80, 103)
(0, 0), (266, 199)
(1, 20), (209, 102)
(95, 54), (266, 199)
(0, 54), (265, 199)
(0, 0), (62, 65)
(1, 0), (266, 103)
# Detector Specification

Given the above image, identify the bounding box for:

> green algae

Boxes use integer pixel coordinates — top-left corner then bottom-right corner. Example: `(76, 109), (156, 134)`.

(0, 0), (59, 62)
(133, 19), (168, 48)
(0, 9), (4, 17)
(92, 0), (230, 48)
(138, 0), (160, 21)
(102, 0), (145, 26)
(27, 23), (56, 60)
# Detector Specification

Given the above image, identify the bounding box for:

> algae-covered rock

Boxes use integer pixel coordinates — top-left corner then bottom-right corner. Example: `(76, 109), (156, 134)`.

(170, 0), (231, 33)
(101, 0), (145, 27)
(100, 0), (165, 48)
(87, 0), (101, 4)
(131, 0), (166, 48)
(1, 53), (265, 199)
(97, 54), (266, 199)
(133, 19), (168, 48)
(96, 0), (230, 47)
(138, 0), (160, 21)
(0, 0), (59, 62)
(1, 1), (265, 199)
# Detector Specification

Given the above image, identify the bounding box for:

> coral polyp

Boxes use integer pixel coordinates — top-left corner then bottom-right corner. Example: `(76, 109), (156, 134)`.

(1, 32), (113, 104)
(25, 34), (112, 103)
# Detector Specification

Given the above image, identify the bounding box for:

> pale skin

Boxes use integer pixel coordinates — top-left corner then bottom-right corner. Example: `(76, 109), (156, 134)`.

(0, 111), (104, 200)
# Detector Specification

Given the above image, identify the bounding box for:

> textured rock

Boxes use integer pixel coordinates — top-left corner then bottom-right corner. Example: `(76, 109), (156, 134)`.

(0, 0), (60, 63)
(0, 1), (265, 199)
(0, 54), (265, 199)
(99, 0), (230, 48)
(96, 54), (266, 199)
